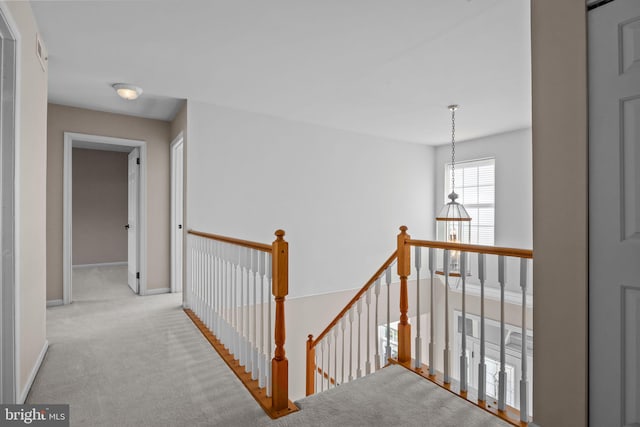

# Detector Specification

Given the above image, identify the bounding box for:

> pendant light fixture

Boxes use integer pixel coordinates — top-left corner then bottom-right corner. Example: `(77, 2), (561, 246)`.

(436, 104), (471, 274)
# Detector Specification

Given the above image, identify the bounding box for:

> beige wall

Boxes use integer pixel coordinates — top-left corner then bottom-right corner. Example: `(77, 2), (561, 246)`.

(72, 148), (128, 265)
(47, 104), (172, 299)
(531, 0), (588, 425)
(5, 0), (49, 400)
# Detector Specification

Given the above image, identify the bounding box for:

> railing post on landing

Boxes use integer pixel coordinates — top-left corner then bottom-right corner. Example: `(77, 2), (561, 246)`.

(272, 230), (289, 411)
(306, 335), (315, 396)
(397, 226), (411, 363)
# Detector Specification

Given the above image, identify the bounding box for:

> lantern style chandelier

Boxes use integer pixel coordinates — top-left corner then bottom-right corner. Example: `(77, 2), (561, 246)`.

(436, 104), (471, 274)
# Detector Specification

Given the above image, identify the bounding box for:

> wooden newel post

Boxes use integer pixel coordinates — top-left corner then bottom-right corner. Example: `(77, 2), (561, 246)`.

(397, 226), (412, 363)
(272, 229), (289, 411)
(306, 335), (315, 396)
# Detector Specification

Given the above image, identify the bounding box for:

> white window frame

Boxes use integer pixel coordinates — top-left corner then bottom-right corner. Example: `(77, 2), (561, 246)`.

(445, 158), (495, 245)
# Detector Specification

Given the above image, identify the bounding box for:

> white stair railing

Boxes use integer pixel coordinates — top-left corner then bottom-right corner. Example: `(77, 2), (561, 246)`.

(404, 227), (533, 424)
(305, 252), (397, 395)
(185, 229), (293, 416)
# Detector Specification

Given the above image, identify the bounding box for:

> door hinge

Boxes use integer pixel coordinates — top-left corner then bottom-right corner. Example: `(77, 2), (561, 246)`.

(136, 272), (140, 279)
(136, 158), (140, 165)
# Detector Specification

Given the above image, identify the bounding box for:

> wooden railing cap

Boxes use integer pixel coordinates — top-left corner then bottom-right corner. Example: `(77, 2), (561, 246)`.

(275, 229), (286, 239)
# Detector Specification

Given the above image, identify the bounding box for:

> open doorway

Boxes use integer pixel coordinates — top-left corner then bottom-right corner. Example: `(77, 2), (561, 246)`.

(63, 133), (148, 304)
(170, 133), (184, 294)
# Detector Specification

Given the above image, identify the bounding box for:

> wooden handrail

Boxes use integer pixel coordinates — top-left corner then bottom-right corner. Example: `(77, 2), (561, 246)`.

(406, 239), (533, 259)
(309, 250), (398, 348)
(188, 229), (273, 253)
(185, 228), (294, 417)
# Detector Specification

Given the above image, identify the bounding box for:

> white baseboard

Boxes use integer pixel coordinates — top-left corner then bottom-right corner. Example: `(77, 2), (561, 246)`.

(145, 287), (170, 296)
(46, 299), (63, 307)
(72, 261), (127, 269)
(18, 340), (48, 404)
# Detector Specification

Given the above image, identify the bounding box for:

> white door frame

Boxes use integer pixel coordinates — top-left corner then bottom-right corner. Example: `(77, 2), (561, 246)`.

(170, 132), (184, 293)
(0, 1), (19, 405)
(63, 132), (148, 303)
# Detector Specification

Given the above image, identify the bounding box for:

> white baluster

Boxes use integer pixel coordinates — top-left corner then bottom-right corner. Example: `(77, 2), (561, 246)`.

(228, 244), (233, 353)
(340, 317), (346, 384)
(320, 339), (325, 392)
(244, 248), (251, 371)
(233, 246), (239, 358)
(478, 252), (487, 402)
(333, 326), (339, 385)
(185, 236), (191, 309)
(429, 247), (435, 376)
(374, 278), (381, 371)
(327, 332), (332, 390)
(348, 307), (354, 382)
(266, 252), (272, 397)
(200, 239), (204, 320)
(460, 251), (468, 392)
(223, 243), (228, 347)
(415, 246), (422, 369)
(206, 240), (212, 330)
(520, 258), (529, 422)
(218, 243), (224, 343)
(217, 242), (222, 338)
(239, 248), (246, 367)
(385, 266), (392, 362)
(251, 249), (259, 380)
(199, 239), (203, 313)
(356, 298), (363, 378)
(194, 239), (199, 317)
(443, 249), (451, 384)
(498, 255), (507, 411)
(365, 288), (372, 376)
(212, 242), (217, 333)
(258, 251), (266, 389)
(314, 347), (318, 394)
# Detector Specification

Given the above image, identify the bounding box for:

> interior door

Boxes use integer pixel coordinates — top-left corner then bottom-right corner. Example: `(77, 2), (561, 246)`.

(589, 1), (640, 425)
(127, 148), (139, 294)
(171, 139), (184, 293)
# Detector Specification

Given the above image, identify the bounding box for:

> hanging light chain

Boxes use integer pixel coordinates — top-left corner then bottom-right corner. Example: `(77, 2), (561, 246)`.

(449, 105), (458, 195)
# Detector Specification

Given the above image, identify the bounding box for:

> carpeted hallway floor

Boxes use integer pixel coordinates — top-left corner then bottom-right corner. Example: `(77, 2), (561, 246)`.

(28, 265), (510, 427)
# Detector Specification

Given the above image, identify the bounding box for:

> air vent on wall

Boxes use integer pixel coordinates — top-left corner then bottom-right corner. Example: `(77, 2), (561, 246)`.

(36, 32), (47, 72)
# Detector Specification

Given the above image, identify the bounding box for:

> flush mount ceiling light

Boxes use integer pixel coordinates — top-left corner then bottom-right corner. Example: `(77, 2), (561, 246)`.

(112, 83), (143, 100)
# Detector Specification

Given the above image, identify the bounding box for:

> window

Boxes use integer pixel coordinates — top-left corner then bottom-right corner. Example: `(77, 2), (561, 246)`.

(445, 158), (495, 245)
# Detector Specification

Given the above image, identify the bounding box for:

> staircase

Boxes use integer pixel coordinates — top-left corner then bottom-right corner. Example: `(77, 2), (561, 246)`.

(185, 226), (533, 426)
(268, 365), (510, 427)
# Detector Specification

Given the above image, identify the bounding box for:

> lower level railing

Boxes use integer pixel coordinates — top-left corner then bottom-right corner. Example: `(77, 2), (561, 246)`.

(306, 226), (533, 426)
(185, 229), (296, 418)
(306, 251), (398, 394)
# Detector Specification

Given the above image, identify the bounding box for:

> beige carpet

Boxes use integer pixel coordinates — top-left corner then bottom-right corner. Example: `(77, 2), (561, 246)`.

(28, 265), (510, 427)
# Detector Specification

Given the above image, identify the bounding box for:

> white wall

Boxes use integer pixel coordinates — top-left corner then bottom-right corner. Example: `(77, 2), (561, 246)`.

(435, 128), (532, 249)
(5, 0), (49, 402)
(187, 101), (434, 298)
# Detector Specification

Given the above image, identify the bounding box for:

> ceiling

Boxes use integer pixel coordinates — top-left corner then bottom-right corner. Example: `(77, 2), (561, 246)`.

(31, 0), (531, 145)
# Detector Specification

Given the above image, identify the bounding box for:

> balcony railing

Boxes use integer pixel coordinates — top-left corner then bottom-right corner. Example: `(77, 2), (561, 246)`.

(306, 226), (533, 426)
(185, 229), (297, 418)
